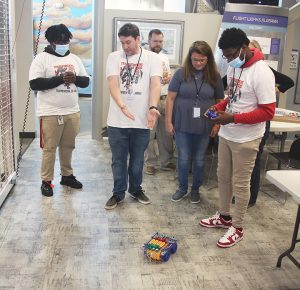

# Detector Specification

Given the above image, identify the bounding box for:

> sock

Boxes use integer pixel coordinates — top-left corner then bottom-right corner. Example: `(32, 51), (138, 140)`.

(220, 214), (232, 221)
(43, 180), (54, 188)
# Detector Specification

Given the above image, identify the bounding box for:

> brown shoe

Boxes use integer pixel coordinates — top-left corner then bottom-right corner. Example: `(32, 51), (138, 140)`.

(145, 165), (155, 175)
(161, 162), (176, 171)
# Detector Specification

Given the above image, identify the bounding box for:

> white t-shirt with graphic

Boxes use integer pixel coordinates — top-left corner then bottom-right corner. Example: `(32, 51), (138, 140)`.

(106, 48), (162, 129)
(29, 52), (88, 117)
(219, 60), (276, 143)
(158, 52), (171, 96)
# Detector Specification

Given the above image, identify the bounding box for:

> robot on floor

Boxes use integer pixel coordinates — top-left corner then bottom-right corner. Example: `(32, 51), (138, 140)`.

(144, 232), (177, 262)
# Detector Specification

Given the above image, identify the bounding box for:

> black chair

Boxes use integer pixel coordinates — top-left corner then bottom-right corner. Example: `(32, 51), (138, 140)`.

(267, 138), (300, 170)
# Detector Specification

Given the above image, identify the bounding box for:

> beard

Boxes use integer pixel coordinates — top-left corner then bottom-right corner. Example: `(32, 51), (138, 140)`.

(150, 46), (162, 54)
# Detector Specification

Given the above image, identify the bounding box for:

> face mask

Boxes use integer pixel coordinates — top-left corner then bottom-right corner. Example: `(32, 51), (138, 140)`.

(228, 48), (245, 68)
(55, 44), (69, 56)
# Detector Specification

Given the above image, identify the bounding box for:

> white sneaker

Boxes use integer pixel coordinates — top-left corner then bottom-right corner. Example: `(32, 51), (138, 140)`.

(217, 226), (244, 248)
(199, 212), (232, 228)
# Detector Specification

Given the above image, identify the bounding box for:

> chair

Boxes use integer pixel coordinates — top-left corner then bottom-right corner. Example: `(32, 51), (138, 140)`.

(266, 138), (300, 170)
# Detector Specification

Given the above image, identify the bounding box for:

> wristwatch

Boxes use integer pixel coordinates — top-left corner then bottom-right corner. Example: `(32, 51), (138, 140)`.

(149, 106), (158, 111)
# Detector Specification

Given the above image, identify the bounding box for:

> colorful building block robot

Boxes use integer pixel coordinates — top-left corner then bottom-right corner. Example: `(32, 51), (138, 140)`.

(144, 232), (177, 262)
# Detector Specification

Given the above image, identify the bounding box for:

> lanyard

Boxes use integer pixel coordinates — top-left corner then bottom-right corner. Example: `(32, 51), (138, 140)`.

(125, 47), (142, 85)
(230, 68), (243, 100)
(193, 77), (204, 105)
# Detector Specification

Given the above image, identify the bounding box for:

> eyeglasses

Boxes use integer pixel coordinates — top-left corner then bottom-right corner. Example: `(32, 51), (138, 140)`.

(222, 48), (241, 61)
(191, 57), (208, 63)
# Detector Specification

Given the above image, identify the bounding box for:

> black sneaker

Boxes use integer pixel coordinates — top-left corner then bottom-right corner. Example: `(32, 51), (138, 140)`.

(248, 201), (256, 208)
(41, 181), (53, 197)
(171, 189), (188, 202)
(60, 174), (82, 189)
(190, 190), (200, 204)
(129, 189), (151, 204)
(105, 195), (124, 210)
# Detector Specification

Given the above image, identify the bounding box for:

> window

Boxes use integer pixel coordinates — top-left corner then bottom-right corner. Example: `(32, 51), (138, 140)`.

(0, 0), (16, 206)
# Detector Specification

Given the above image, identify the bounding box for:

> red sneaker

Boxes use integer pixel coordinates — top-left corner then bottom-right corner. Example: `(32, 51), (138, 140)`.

(217, 226), (244, 248)
(199, 212), (232, 228)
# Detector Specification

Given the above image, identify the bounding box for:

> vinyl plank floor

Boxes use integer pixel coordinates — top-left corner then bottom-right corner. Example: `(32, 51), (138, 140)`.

(0, 137), (299, 290)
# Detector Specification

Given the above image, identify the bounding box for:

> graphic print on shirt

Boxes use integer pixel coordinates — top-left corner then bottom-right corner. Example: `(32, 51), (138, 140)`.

(54, 64), (76, 91)
(162, 61), (169, 81)
(120, 61), (143, 97)
(226, 76), (244, 114)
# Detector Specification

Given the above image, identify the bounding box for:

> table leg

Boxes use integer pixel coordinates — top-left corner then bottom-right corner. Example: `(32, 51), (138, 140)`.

(276, 205), (300, 268)
(277, 132), (287, 169)
(279, 132), (287, 153)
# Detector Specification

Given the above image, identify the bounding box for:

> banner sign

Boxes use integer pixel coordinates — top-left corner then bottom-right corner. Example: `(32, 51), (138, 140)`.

(223, 12), (288, 27)
(215, 4), (289, 77)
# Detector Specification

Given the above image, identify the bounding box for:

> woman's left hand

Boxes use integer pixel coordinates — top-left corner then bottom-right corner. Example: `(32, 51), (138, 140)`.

(210, 124), (220, 137)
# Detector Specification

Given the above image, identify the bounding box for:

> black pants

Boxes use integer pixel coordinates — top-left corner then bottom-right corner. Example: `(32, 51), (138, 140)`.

(249, 121), (270, 204)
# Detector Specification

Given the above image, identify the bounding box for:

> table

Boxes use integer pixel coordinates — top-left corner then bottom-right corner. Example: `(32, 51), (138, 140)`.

(265, 170), (300, 268)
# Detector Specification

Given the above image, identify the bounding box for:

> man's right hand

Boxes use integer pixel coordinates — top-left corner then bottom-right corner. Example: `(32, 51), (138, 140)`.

(204, 106), (216, 118)
(120, 105), (135, 120)
(63, 71), (76, 84)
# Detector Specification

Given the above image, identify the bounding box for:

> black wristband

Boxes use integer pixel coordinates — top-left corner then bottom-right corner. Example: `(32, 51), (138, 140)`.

(149, 106), (158, 111)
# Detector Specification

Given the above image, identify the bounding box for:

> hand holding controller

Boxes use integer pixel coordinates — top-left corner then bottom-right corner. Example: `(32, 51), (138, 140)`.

(207, 109), (218, 119)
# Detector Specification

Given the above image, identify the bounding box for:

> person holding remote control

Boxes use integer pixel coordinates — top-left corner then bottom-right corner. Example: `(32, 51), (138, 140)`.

(200, 28), (276, 248)
(165, 41), (224, 204)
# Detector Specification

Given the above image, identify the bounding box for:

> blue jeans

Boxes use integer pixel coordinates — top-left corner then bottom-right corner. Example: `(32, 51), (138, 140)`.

(108, 126), (150, 199)
(175, 131), (210, 192)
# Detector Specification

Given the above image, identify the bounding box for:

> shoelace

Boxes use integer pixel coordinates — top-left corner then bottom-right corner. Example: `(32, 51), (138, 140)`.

(223, 226), (235, 239)
(44, 181), (54, 188)
(210, 212), (220, 221)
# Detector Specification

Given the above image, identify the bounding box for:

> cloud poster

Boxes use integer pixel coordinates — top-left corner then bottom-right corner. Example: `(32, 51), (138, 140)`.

(32, 0), (92, 95)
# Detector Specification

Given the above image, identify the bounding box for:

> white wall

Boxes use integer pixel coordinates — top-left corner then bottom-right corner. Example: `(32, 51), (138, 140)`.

(100, 9), (222, 127)
(164, 0), (185, 12)
(281, 3), (300, 111)
(105, 0), (185, 12)
(12, 0), (36, 141)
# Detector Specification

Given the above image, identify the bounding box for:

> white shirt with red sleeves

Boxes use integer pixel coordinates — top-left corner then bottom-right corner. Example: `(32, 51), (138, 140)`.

(218, 59), (276, 143)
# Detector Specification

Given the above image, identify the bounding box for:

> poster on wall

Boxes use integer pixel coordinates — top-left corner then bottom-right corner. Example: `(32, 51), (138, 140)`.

(32, 0), (92, 96)
(215, 3), (289, 77)
(290, 49), (299, 70)
(113, 18), (184, 67)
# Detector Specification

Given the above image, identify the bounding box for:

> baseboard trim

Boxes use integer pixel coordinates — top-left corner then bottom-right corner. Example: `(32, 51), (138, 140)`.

(19, 132), (36, 138)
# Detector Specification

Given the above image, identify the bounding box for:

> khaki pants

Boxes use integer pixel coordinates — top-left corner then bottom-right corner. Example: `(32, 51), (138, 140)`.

(217, 136), (260, 228)
(145, 97), (174, 167)
(40, 112), (80, 181)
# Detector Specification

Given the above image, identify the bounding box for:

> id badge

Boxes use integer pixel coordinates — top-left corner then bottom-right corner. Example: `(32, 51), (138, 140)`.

(57, 115), (64, 125)
(193, 107), (201, 119)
